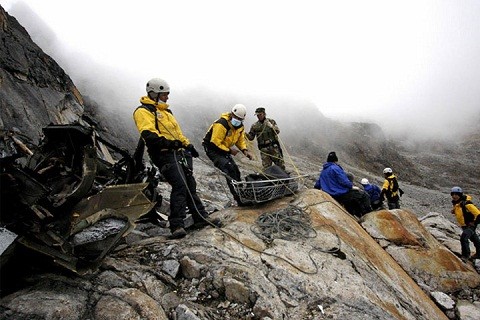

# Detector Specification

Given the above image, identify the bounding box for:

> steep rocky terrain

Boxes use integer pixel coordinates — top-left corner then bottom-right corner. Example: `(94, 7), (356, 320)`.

(1, 5), (480, 320)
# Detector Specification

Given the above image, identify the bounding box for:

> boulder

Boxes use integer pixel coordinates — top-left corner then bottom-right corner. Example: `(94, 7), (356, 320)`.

(361, 209), (480, 292)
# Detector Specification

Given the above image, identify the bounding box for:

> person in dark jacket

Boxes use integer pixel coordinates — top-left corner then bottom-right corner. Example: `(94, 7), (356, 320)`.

(380, 167), (403, 209)
(314, 152), (372, 217)
(450, 186), (480, 262)
(133, 78), (220, 239)
(361, 178), (384, 210)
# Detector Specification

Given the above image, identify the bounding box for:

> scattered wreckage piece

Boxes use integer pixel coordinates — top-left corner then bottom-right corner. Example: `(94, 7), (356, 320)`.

(0, 123), (158, 275)
(18, 183), (155, 275)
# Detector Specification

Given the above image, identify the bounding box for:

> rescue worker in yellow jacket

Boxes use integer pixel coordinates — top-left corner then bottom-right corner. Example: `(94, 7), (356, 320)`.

(450, 186), (480, 261)
(380, 167), (403, 209)
(203, 104), (254, 206)
(133, 78), (219, 239)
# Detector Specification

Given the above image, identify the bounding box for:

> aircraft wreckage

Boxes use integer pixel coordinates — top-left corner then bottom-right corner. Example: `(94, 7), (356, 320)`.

(0, 123), (159, 275)
(0, 121), (309, 277)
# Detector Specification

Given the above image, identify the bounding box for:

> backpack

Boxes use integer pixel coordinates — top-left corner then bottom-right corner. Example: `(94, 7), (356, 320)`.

(461, 199), (479, 226)
(202, 117), (244, 151)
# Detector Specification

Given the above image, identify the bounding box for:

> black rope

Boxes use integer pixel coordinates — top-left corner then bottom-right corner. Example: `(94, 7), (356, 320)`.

(246, 204), (343, 274)
(251, 205), (316, 243)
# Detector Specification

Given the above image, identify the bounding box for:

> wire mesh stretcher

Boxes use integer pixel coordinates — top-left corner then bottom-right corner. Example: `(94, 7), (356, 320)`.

(232, 175), (308, 204)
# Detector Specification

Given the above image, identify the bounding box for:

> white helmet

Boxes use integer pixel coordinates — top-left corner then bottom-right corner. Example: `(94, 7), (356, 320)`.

(231, 104), (247, 120)
(361, 178), (369, 185)
(383, 167), (393, 174)
(146, 78), (170, 93)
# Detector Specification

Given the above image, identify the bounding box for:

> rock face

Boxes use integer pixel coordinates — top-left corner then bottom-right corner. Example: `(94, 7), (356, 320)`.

(0, 6), (84, 143)
(361, 209), (480, 292)
(1, 190), (452, 319)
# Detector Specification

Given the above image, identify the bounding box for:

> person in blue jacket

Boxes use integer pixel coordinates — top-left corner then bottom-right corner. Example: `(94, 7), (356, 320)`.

(314, 151), (372, 217)
(360, 178), (384, 210)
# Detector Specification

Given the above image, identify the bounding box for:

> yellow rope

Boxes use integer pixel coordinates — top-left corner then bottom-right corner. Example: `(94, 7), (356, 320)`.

(243, 126), (304, 180)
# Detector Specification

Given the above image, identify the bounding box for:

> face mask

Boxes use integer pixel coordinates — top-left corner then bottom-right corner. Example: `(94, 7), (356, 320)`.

(231, 118), (243, 127)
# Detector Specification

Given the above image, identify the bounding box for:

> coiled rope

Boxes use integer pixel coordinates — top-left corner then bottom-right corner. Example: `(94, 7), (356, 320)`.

(250, 205), (316, 243)
(216, 203), (343, 274)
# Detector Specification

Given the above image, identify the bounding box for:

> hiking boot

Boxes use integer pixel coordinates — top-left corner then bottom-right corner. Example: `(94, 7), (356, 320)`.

(169, 227), (187, 239)
(191, 216), (222, 229)
(470, 253), (480, 260)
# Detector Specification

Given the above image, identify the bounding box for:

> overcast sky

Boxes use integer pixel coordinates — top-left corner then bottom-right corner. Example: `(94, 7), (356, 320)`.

(2, 0), (480, 140)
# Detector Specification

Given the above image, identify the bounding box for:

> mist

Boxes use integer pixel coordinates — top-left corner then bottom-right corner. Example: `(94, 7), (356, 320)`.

(3, 0), (480, 143)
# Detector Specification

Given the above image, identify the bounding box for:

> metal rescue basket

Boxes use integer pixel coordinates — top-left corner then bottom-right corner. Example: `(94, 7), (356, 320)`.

(231, 173), (308, 205)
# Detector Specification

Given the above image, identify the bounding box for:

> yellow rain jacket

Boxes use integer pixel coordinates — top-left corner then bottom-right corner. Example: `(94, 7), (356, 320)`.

(452, 195), (480, 227)
(381, 174), (400, 201)
(133, 96), (190, 151)
(203, 113), (248, 153)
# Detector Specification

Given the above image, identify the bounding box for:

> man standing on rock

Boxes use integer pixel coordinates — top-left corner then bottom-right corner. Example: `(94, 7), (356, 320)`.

(450, 186), (480, 262)
(380, 167), (403, 209)
(133, 78), (220, 239)
(246, 106), (285, 170)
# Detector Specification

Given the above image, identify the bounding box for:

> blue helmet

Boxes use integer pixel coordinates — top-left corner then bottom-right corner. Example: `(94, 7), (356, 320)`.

(450, 186), (463, 194)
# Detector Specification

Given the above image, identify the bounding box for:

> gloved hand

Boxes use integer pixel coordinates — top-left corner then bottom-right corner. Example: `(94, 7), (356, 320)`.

(186, 144), (199, 158)
(170, 140), (183, 150)
(243, 149), (253, 160)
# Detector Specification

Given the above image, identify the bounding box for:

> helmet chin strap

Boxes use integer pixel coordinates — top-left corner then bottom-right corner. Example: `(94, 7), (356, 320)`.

(149, 92), (161, 103)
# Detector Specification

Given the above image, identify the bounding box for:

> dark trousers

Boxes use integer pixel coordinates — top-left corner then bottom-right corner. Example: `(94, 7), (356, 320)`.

(371, 199), (384, 210)
(334, 189), (372, 217)
(387, 201), (400, 209)
(150, 150), (207, 230)
(460, 226), (480, 258)
(204, 147), (242, 204)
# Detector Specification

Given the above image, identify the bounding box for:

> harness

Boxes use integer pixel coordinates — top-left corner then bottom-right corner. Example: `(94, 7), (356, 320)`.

(460, 199), (479, 226)
(385, 177), (398, 198)
(133, 104), (173, 164)
(203, 117), (243, 152)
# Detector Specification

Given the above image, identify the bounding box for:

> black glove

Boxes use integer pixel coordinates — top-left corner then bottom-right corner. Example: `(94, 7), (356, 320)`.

(186, 144), (199, 158)
(170, 140), (183, 150)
